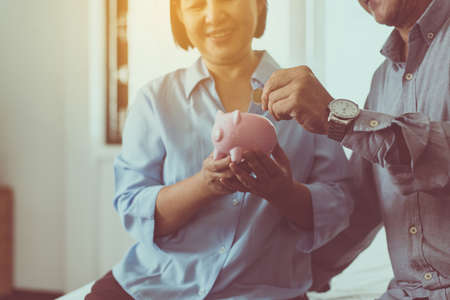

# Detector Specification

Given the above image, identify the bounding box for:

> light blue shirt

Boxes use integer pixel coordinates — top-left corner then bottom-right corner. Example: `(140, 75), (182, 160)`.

(112, 51), (353, 300)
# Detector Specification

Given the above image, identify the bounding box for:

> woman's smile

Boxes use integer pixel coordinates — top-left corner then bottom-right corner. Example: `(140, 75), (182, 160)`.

(206, 28), (234, 43)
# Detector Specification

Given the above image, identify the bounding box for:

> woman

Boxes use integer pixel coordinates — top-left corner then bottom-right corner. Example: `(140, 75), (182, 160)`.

(86, 0), (353, 299)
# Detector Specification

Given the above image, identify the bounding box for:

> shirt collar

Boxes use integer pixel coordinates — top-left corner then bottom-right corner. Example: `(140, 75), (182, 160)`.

(380, 0), (449, 61)
(183, 50), (280, 98)
(416, 0), (449, 46)
(251, 51), (280, 87)
(380, 30), (404, 63)
(184, 57), (212, 99)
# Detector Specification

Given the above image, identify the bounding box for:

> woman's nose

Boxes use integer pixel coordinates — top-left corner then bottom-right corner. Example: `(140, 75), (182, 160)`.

(205, 1), (226, 24)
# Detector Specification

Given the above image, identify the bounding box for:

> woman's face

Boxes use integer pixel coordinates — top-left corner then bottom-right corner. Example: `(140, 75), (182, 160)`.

(178, 0), (262, 65)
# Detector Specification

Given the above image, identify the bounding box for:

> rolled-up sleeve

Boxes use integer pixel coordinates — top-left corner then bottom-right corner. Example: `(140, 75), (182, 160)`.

(342, 110), (450, 195)
(296, 135), (354, 253)
(113, 88), (166, 249)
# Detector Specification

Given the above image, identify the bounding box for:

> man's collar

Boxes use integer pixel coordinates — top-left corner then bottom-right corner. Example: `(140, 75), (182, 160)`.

(380, 30), (404, 63)
(380, 0), (449, 61)
(416, 0), (449, 46)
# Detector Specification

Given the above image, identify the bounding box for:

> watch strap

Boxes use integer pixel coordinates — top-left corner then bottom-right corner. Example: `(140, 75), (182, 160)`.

(328, 120), (346, 142)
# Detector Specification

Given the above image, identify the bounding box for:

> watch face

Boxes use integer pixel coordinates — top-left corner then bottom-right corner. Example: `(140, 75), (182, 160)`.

(329, 99), (360, 119)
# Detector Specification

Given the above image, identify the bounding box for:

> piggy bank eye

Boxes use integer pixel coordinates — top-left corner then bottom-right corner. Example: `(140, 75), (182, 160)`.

(214, 128), (223, 142)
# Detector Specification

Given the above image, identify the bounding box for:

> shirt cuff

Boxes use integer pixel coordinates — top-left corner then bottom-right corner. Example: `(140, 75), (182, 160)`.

(391, 113), (430, 169)
(116, 185), (165, 249)
(342, 110), (431, 169)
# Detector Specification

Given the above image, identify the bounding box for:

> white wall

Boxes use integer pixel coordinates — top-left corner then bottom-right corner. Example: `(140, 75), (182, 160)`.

(0, 0), (100, 292)
(63, 0), (100, 292)
(322, 1), (391, 106)
(0, 0), (66, 291)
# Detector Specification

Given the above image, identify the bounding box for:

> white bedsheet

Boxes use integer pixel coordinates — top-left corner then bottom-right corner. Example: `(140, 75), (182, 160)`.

(56, 282), (94, 300)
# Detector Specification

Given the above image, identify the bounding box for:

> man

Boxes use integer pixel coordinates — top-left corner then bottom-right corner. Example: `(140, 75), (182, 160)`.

(260, 0), (449, 299)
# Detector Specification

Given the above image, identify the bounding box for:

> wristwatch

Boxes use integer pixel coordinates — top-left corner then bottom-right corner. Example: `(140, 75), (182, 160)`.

(327, 99), (360, 142)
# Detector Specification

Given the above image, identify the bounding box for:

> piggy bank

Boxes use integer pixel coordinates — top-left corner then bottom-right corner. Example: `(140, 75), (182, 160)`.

(211, 110), (278, 162)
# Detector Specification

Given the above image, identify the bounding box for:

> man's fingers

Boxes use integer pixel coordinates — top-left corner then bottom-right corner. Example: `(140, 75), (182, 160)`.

(262, 71), (292, 111)
(267, 83), (294, 104)
(271, 97), (298, 121)
(266, 84), (294, 120)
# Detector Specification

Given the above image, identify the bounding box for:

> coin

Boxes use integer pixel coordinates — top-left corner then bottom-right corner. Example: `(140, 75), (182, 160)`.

(252, 88), (263, 104)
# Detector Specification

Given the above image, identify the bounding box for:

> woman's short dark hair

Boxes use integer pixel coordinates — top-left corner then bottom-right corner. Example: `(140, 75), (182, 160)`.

(170, 0), (268, 50)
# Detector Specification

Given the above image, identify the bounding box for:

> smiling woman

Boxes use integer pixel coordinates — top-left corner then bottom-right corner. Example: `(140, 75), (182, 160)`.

(108, 1), (302, 145)
(85, 0), (354, 299)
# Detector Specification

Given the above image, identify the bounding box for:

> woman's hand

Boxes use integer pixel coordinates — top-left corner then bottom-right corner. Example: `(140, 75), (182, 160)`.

(200, 153), (248, 197)
(228, 143), (294, 202)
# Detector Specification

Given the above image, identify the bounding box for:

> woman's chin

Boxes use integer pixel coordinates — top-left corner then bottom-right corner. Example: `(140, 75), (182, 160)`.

(202, 48), (245, 64)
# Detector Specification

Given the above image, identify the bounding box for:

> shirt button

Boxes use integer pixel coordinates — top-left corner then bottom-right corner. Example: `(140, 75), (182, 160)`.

(424, 272), (433, 280)
(369, 120), (379, 128)
(232, 198), (240, 206)
(405, 73), (414, 81)
(409, 226), (418, 235)
(427, 32), (434, 39)
(219, 246), (226, 254)
(198, 288), (206, 296)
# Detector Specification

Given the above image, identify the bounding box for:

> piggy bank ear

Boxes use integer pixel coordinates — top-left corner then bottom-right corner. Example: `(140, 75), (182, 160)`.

(215, 110), (224, 120)
(232, 110), (241, 125)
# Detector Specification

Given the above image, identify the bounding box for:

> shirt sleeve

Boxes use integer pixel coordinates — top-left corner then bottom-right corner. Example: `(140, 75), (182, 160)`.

(342, 110), (450, 196)
(294, 135), (355, 253)
(309, 153), (383, 292)
(113, 88), (166, 250)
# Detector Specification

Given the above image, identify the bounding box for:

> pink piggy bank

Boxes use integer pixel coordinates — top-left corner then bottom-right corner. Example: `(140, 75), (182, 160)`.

(211, 110), (278, 162)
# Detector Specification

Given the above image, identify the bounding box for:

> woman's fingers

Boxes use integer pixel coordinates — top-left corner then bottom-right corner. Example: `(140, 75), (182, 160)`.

(206, 155), (231, 172)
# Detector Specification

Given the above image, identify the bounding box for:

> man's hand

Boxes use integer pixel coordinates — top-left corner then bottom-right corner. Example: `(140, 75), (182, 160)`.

(261, 66), (333, 135)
